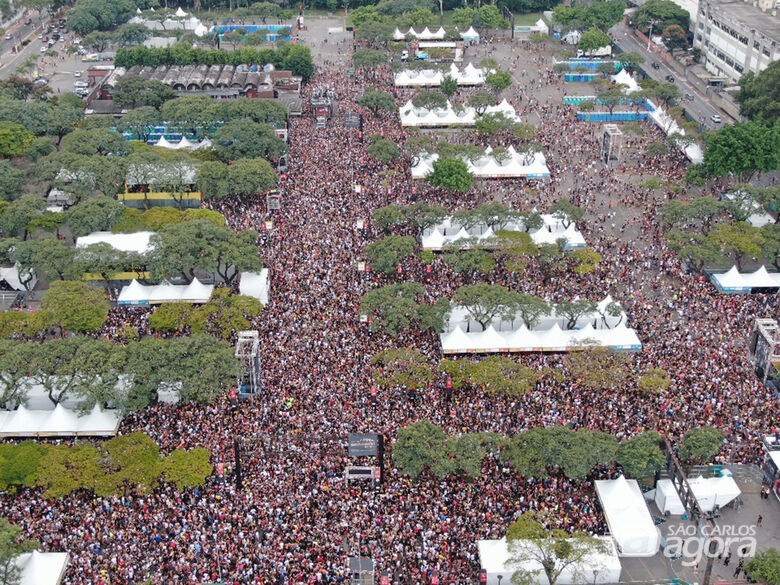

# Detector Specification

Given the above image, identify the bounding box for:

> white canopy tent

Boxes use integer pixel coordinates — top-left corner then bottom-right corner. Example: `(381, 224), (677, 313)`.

(687, 474), (741, 512)
(117, 278), (214, 305)
(421, 214), (585, 251)
(412, 146), (549, 180)
(76, 231), (154, 254)
(594, 476), (661, 557)
(0, 405), (121, 438)
(478, 537), (621, 585)
(461, 26), (480, 40)
(15, 551), (68, 585)
(0, 264), (35, 291)
(239, 269), (271, 305)
(394, 26), (446, 40)
(711, 266), (780, 293)
(394, 63), (486, 87)
(400, 99), (520, 127)
(654, 479), (686, 515)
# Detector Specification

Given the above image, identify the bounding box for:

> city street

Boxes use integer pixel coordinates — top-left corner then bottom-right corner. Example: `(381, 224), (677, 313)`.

(611, 20), (731, 129)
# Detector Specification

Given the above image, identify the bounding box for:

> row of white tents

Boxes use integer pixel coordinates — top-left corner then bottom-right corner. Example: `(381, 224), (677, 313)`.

(151, 136), (213, 150)
(0, 405), (121, 438)
(441, 296), (642, 353)
(393, 26), (480, 41)
(711, 266), (780, 293)
(421, 214), (586, 251)
(394, 63), (486, 87)
(412, 146), (550, 180)
(117, 278), (214, 305)
(654, 472), (741, 515)
(400, 99), (520, 127)
(15, 551), (68, 585)
(76, 231), (154, 254)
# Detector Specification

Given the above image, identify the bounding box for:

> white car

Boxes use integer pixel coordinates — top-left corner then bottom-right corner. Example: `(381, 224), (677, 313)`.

(73, 81), (88, 88)
(401, 50), (409, 61)
(710, 114), (722, 123)
(73, 71), (81, 77)
(39, 46), (47, 53)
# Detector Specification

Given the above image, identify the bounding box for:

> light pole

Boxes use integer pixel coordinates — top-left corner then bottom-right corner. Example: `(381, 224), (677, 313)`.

(647, 19), (659, 51)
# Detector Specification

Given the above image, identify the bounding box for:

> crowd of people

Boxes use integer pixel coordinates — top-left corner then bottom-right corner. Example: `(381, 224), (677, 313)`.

(1, 35), (778, 585)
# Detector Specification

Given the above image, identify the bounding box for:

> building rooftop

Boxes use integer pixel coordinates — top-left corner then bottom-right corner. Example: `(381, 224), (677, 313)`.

(706, 0), (780, 43)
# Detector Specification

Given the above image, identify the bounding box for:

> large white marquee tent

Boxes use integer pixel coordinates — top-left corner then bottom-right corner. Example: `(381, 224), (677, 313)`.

(478, 537), (621, 585)
(440, 295), (642, 354)
(0, 404), (121, 438)
(239, 269), (271, 305)
(412, 146), (550, 180)
(687, 474), (741, 512)
(594, 476), (661, 557)
(0, 264), (35, 291)
(15, 551), (69, 585)
(117, 278), (214, 305)
(394, 63), (486, 87)
(421, 214), (585, 251)
(75, 231), (154, 254)
(400, 99), (520, 127)
(711, 266), (780, 293)
(392, 26), (479, 40)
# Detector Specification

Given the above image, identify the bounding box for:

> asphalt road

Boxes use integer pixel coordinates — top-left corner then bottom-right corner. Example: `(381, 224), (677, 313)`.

(610, 21), (731, 131)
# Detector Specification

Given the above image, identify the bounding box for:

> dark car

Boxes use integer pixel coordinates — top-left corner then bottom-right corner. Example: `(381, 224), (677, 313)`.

(651, 62), (660, 69)
(665, 75), (675, 83)
(24, 18), (32, 25)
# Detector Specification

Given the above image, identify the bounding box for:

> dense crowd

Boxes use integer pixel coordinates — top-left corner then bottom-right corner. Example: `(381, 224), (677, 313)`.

(1, 37), (778, 585)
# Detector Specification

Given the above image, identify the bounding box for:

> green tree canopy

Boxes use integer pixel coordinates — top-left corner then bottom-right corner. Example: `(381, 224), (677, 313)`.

(213, 120), (286, 162)
(578, 27), (612, 53)
(745, 548), (780, 585)
(371, 348), (434, 389)
(633, 0), (690, 33)
(452, 283), (519, 329)
(358, 89), (397, 117)
(42, 281), (110, 333)
(426, 157), (473, 192)
(353, 48), (388, 69)
(0, 122), (33, 158)
(679, 426), (725, 464)
(737, 61), (780, 125)
(65, 195), (127, 237)
(703, 122), (779, 182)
(616, 431), (666, 478)
(364, 235), (417, 274)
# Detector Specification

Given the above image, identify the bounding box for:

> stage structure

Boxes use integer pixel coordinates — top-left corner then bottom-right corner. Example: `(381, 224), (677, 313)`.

(311, 86), (337, 128)
(750, 318), (780, 382)
(602, 124), (623, 165)
(266, 189), (282, 211)
(235, 330), (263, 395)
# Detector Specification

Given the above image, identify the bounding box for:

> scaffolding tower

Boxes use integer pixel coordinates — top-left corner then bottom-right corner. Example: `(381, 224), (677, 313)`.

(602, 124), (623, 165)
(235, 331), (263, 395)
(750, 318), (780, 382)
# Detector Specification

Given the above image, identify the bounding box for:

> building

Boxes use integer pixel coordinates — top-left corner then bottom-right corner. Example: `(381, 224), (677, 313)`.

(693, 0), (780, 82)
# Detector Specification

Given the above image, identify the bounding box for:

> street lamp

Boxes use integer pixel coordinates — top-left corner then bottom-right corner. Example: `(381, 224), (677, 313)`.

(647, 18), (660, 51)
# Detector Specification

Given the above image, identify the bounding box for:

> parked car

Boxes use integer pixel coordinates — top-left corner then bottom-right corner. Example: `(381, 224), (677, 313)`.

(401, 50), (408, 61)
(4, 34), (11, 40)
(710, 114), (722, 123)
(685, 93), (694, 101)
(651, 62), (660, 69)
(73, 71), (81, 77)
(73, 81), (88, 88)
(24, 18), (32, 25)
(665, 75), (675, 83)
(39, 45), (46, 52)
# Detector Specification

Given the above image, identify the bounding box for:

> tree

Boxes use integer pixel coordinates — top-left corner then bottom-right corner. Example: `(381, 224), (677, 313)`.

(0, 122), (33, 158)
(114, 76), (177, 110)
(616, 431), (666, 478)
(352, 48), (388, 69)
(427, 157), (473, 192)
(358, 89), (396, 118)
(280, 44), (315, 83)
(654, 82), (681, 107)
(507, 511), (608, 585)
(227, 158), (278, 198)
(371, 348), (434, 389)
(564, 345), (634, 391)
(367, 138), (400, 164)
(83, 30), (112, 52)
(468, 92), (498, 112)
(666, 231), (725, 271)
(0, 195), (46, 240)
(169, 335), (240, 403)
(445, 249), (496, 274)
(188, 289), (263, 341)
(638, 367), (671, 394)
(46, 105), (84, 148)
(679, 426), (725, 464)
(556, 299), (597, 330)
(361, 284), (450, 336)
(7, 238), (74, 283)
(65, 195), (127, 237)
(113, 22), (150, 46)
(0, 161), (26, 202)
(411, 91), (448, 111)
(440, 75), (458, 97)
(393, 419), (451, 479)
(0, 342), (35, 409)
(452, 6), (478, 29)
(479, 5), (509, 28)
(620, 51), (645, 71)
(646, 141), (670, 158)
(551, 198), (584, 229)
(42, 282), (109, 333)
(710, 221), (764, 271)
(60, 128), (129, 157)
(213, 120), (286, 162)
(633, 0), (690, 34)
(117, 106), (160, 143)
(469, 356), (538, 397)
(453, 284), (519, 329)
(662, 24), (688, 50)
(486, 70), (513, 92)
(355, 20), (395, 43)
(736, 60), (780, 125)
(578, 27), (611, 54)
(161, 448), (213, 489)
(0, 518), (40, 585)
(475, 112), (515, 135)
(373, 205), (406, 233)
(745, 548), (780, 585)
(598, 85), (627, 119)
(703, 122), (779, 183)
(515, 294), (551, 329)
(364, 235), (417, 274)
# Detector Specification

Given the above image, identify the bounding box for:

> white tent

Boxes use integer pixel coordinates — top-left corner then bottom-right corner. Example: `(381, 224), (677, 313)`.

(412, 146), (549, 180)
(394, 63), (486, 87)
(687, 475), (741, 512)
(75, 231), (154, 254)
(654, 479), (686, 515)
(175, 6), (187, 16)
(461, 26), (480, 40)
(421, 214), (583, 252)
(154, 135), (177, 148)
(239, 269), (270, 305)
(711, 265), (780, 293)
(644, 97), (704, 164)
(117, 278), (214, 305)
(0, 264), (35, 291)
(15, 551), (68, 585)
(400, 99), (520, 128)
(478, 537), (621, 585)
(594, 476), (661, 557)
(611, 69), (640, 93)
(393, 27), (406, 40)
(0, 405), (120, 437)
